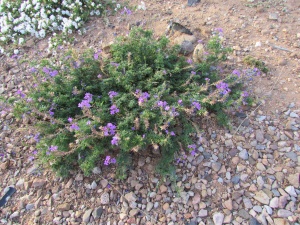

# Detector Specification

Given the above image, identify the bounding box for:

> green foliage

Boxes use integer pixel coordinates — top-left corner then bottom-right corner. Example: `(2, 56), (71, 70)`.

(15, 28), (250, 178)
(243, 55), (268, 74)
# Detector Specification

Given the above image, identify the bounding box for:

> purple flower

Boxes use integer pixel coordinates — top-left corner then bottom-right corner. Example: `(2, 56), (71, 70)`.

(70, 123), (80, 131)
(186, 58), (193, 64)
(170, 131), (175, 136)
(110, 104), (120, 115)
(191, 150), (196, 156)
(16, 89), (26, 98)
(215, 27), (223, 33)
(97, 74), (102, 78)
(49, 110), (54, 116)
(108, 91), (118, 99)
(191, 71), (196, 75)
(121, 7), (132, 15)
(241, 91), (249, 98)
(30, 67), (37, 73)
(232, 69), (241, 77)
(33, 150), (38, 155)
(86, 120), (91, 125)
(216, 81), (231, 95)
(49, 70), (58, 77)
(178, 99), (183, 105)
(110, 158), (117, 164)
(104, 156), (111, 165)
(34, 133), (40, 143)
(205, 78), (210, 82)
(48, 145), (58, 152)
(111, 135), (119, 146)
(27, 98), (32, 102)
(29, 156), (35, 161)
(68, 117), (73, 123)
(78, 93), (93, 109)
(110, 62), (120, 67)
(188, 144), (197, 150)
(253, 68), (261, 76)
(94, 53), (99, 60)
(192, 101), (201, 111)
(102, 123), (117, 136)
(197, 39), (203, 43)
(78, 100), (91, 108)
(157, 100), (168, 108)
(137, 91), (150, 105)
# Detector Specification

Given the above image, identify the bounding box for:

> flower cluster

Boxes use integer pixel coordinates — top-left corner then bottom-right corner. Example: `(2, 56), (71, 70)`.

(216, 81), (231, 95)
(46, 145), (58, 155)
(42, 67), (58, 77)
(104, 155), (117, 166)
(78, 93), (93, 109)
(135, 89), (150, 106)
(110, 104), (119, 115)
(102, 123), (117, 136)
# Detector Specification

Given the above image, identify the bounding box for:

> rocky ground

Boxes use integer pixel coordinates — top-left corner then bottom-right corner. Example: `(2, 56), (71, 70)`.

(0, 0), (300, 224)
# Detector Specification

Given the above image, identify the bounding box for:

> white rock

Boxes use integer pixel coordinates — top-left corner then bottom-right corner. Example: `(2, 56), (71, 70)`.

(90, 181), (97, 190)
(253, 205), (262, 213)
(269, 197), (279, 208)
(277, 209), (292, 217)
(255, 42), (262, 47)
(213, 212), (224, 225)
(284, 186), (297, 197)
(264, 205), (273, 215)
(198, 209), (208, 217)
(146, 202), (153, 212)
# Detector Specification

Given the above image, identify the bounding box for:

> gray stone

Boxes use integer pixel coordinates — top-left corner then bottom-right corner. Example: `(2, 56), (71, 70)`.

(90, 181), (97, 190)
(213, 212), (224, 225)
(92, 167), (101, 174)
(249, 217), (261, 225)
(225, 139), (234, 147)
(146, 202), (153, 212)
(231, 175), (240, 184)
(277, 209), (292, 218)
(238, 209), (250, 219)
(188, 0), (200, 6)
(26, 204), (34, 210)
(92, 207), (103, 219)
(256, 130), (264, 142)
(239, 149), (249, 160)
(269, 13), (278, 20)
(198, 209), (208, 217)
(180, 40), (194, 55)
(285, 152), (297, 162)
(253, 205), (262, 213)
(125, 192), (137, 202)
(257, 176), (265, 188)
(82, 209), (93, 223)
(243, 198), (253, 209)
(212, 162), (222, 172)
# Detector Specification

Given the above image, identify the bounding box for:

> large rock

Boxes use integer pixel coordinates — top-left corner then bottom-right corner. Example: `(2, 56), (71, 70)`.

(124, 192), (137, 202)
(82, 209), (92, 223)
(32, 178), (46, 188)
(253, 190), (270, 204)
(213, 212), (224, 225)
(193, 44), (205, 63)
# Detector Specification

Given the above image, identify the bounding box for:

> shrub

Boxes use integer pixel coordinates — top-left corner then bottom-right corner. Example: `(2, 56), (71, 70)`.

(14, 28), (253, 178)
